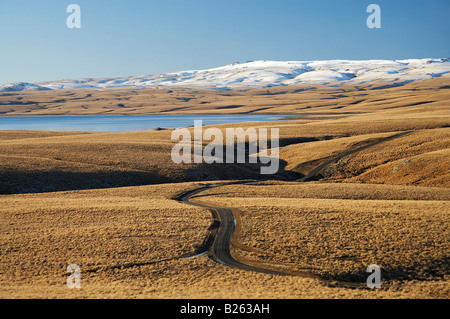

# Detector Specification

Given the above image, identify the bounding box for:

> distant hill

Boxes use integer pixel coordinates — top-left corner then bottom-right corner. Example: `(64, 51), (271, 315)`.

(2, 58), (449, 92)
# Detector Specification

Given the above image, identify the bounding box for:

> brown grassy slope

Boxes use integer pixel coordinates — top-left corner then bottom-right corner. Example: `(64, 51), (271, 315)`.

(279, 127), (450, 187)
(280, 131), (400, 174)
(196, 180), (450, 201)
(194, 182), (450, 284)
(0, 130), (91, 140)
(0, 77), (449, 116)
(0, 183), (211, 289)
(348, 149), (449, 187)
(0, 128), (281, 194)
(1, 182), (448, 299)
(3, 252), (448, 299)
(0, 78), (449, 299)
(321, 128), (450, 187)
(0, 77), (448, 193)
(0, 130), (179, 193)
(1, 113), (449, 193)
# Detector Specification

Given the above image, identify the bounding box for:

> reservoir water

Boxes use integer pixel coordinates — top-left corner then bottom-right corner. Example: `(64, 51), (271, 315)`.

(0, 114), (299, 132)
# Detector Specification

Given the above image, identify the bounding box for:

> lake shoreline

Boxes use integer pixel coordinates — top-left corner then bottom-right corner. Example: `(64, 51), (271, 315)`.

(0, 114), (304, 133)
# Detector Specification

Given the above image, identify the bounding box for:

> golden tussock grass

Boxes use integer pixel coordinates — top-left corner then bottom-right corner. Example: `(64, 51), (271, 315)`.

(0, 77), (449, 117)
(0, 78), (449, 298)
(193, 183), (449, 295)
(0, 183), (211, 295)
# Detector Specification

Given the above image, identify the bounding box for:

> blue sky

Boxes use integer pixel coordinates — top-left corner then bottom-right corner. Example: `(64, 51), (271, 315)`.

(0, 0), (449, 84)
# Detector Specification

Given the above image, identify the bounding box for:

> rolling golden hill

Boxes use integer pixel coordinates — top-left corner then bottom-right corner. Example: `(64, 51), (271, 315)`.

(0, 77), (448, 298)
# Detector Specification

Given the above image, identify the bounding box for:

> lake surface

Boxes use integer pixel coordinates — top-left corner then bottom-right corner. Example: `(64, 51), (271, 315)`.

(0, 114), (299, 132)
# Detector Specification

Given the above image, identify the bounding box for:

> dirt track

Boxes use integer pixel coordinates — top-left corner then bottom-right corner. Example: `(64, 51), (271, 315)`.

(173, 130), (418, 279)
(175, 184), (290, 275)
(297, 130), (413, 181)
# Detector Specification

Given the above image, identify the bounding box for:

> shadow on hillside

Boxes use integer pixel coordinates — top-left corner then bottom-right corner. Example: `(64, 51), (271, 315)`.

(0, 170), (176, 195)
(323, 256), (449, 284)
(185, 159), (303, 183)
(0, 157), (303, 195)
(0, 136), (321, 195)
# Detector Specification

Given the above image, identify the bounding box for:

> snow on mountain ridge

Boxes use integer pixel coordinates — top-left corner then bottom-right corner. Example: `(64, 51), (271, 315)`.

(0, 82), (52, 92)
(2, 58), (449, 92)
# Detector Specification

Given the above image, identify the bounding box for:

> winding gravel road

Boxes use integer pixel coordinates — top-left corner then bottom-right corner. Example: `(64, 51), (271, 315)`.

(174, 130), (414, 278)
(176, 184), (287, 275)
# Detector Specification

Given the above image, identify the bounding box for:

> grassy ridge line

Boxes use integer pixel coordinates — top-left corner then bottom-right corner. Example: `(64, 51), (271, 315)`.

(1, 116), (448, 194)
(297, 131), (413, 181)
(0, 77), (448, 116)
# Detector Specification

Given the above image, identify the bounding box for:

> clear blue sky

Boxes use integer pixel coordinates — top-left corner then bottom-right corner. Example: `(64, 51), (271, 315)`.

(0, 0), (449, 84)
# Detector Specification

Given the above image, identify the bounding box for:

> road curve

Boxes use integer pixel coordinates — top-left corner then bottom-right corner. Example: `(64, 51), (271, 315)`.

(175, 184), (298, 276)
(174, 130), (415, 280)
(298, 130), (413, 182)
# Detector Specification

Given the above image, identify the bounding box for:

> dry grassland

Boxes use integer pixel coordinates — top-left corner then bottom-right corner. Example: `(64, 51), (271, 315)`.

(1, 181), (447, 299)
(0, 77), (449, 298)
(280, 127), (450, 187)
(193, 182), (449, 298)
(0, 77), (449, 117)
(1, 113), (448, 193)
(0, 183), (213, 296)
(3, 253), (449, 299)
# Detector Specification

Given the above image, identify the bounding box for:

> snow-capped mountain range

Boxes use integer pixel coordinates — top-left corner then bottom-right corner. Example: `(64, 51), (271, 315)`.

(2, 58), (449, 92)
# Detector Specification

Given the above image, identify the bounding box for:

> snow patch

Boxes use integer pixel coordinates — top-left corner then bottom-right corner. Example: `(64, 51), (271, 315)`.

(3, 58), (449, 92)
(0, 82), (52, 92)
